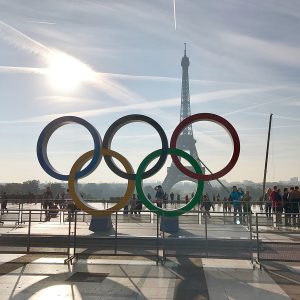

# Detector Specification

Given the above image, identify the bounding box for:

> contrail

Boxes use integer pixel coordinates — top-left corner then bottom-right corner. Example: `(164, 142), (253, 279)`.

(0, 66), (47, 74)
(0, 86), (276, 124)
(0, 65), (267, 87)
(0, 20), (51, 57)
(27, 20), (56, 25)
(173, 0), (177, 30)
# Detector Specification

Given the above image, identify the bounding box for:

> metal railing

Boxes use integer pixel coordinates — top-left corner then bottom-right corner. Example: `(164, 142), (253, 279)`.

(1, 204), (299, 265)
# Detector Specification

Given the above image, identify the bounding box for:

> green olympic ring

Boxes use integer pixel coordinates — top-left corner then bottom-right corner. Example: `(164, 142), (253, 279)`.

(136, 148), (204, 217)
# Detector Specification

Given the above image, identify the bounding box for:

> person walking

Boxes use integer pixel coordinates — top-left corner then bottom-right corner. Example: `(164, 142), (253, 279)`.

(201, 194), (213, 218)
(154, 185), (164, 209)
(289, 186), (300, 226)
(42, 187), (53, 221)
(270, 186), (283, 225)
(135, 196), (143, 215)
(170, 192), (175, 206)
(176, 194), (180, 208)
(1, 192), (8, 215)
(163, 193), (168, 208)
(265, 188), (272, 218)
(228, 196), (232, 213)
(65, 189), (75, 221)
(185, 194), (189, 204)
(283, 187), (291, 226)
(223, 197), (228, 213)
(129, 194), (137, 215)
(230, 186), (244, 224)
(242, 191), (252, 224)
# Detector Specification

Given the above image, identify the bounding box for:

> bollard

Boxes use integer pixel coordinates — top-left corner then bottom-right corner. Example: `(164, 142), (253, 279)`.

(156, 213), (159, 265)
(205, 212), (208, 257)
(73, 211), (77, 258)
(256, 213), (260, 263)
(27, 210), (32, 253)
(115, 211), (118, 254)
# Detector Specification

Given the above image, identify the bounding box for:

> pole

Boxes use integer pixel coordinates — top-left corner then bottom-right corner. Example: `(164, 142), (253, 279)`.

(262, 113), (273, 200)
(198, 157), (230, 194)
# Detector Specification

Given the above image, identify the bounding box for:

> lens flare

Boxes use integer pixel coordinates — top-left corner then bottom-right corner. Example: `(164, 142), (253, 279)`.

(46, 50), (96, 92)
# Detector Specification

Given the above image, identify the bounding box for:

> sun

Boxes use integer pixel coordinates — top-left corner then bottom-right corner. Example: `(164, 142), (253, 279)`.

(46, 50), (96, 92)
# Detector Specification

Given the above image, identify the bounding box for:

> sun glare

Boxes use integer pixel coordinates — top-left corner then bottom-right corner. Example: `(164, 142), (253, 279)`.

(46, 50), (96, 92)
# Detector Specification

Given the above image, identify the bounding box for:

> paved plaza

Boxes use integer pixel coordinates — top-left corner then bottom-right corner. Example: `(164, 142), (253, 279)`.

(1, 254), (300, 300)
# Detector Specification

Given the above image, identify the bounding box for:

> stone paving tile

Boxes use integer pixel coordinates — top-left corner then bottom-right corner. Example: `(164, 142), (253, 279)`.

(131, 277), (177, 288)
(1, 254), (300, 300)
(203, 260), (290, 300)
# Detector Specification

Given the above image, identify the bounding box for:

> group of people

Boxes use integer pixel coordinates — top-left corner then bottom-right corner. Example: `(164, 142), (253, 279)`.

(152, 185), (192, 208)
(264, 185), (300, 226)
(124, 194), (143, 215)
(42, 187), (75, 222)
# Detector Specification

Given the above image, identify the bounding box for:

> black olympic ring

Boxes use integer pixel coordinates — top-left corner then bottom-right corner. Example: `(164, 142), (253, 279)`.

(102, 114), (168, 180)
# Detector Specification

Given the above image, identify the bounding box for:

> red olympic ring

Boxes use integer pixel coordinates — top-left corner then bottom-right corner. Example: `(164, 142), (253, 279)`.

(170, 113), (240, 181)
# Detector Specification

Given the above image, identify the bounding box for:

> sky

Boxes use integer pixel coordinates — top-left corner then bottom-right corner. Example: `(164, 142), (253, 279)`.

(0, 0), (299, 185)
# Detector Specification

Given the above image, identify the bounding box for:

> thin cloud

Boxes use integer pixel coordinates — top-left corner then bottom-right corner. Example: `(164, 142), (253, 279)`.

(0, 86), (277, 124)
(222, 96), (296, 117)
(36, 96), (97, 104)
(225, 32), (300, 67)
(244, 111), (300, 122)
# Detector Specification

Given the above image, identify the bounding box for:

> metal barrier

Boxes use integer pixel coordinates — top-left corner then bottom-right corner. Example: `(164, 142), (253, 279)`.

(1, 205), (300, 265)
(254, 212), (300, 264)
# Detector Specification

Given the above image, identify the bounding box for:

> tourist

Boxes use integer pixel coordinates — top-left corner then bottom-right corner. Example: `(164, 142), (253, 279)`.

(264, 188), (272, 218)
(65, 189), (75, 221)
(154, 185), (164, 208)
(123, 200), (129, 215)
(230, 186), (244, 224)
(135, 196), (143, 215)
(60, 191), (66, 209)
(270, 186), (283, 225)
(185, 194), (189, 204)
(163, 192), (168, 208)
(223, 197), (228, 213)
(129, 194), (137, 215)
(228, 196), (232, 213)
(201, 194), (213, 218)
(242, 191), (252, 224)
(289, 186), (300, 226)
(1, 192), (8, 215)
(283, 187), (291, 226)
(176, 194), (180, 207)
(42, 187), (53, 222)
(170, 192), (175, 206)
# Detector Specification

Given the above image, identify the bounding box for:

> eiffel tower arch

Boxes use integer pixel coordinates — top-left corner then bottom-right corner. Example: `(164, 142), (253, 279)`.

(162, 44), (213, 199)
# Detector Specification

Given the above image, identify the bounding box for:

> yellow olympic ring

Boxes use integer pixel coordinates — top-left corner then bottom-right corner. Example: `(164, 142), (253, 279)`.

(68, 148), (135, 217)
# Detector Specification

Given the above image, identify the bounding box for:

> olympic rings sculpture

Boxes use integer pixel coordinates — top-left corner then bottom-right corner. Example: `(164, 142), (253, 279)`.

(37, 113), (240, 217)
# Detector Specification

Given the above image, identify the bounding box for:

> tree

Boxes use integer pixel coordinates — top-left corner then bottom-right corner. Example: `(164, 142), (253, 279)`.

(22, 180), (40, 194)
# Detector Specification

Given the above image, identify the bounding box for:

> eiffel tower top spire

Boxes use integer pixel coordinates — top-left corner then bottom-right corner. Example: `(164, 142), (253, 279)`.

(180, 43), (193, 136)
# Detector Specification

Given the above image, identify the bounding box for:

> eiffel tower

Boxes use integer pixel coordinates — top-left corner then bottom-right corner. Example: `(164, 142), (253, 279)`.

(162, 44), (210, 194)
